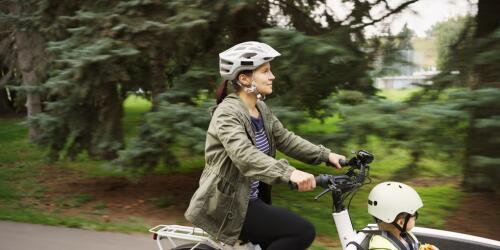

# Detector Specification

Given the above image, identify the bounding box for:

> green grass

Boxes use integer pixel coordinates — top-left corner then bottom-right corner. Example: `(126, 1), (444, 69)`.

(151, 196), (174, 208)
(379, 87), (421, 102)
(0, 96), (153, 232)
(0, 207), (147, 232)
(123, 95), (152, 141)
(298, 115), (342, 134)
(54, 194), (95, 209)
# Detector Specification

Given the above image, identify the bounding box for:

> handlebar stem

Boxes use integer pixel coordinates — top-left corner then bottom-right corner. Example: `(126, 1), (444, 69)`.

(332, 189), (345, 213)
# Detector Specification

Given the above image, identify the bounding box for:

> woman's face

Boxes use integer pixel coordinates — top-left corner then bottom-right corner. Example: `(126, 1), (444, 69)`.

(239, 62), (275, 95)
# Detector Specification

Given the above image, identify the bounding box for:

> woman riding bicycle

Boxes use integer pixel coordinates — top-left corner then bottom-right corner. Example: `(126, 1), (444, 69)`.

(184, 41), (345, 250)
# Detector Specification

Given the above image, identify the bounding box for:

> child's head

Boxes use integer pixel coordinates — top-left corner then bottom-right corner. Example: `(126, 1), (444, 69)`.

(367, 182), (423, 236)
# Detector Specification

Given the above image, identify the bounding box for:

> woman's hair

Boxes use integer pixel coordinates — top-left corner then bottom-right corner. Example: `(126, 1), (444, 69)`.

(215, 70), (253, 104)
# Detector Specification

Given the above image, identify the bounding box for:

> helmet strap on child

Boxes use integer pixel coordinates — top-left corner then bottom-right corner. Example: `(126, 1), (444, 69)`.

(392, 213), (412, 237)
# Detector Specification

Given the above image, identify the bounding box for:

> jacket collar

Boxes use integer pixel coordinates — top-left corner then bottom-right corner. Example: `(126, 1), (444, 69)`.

(226, 93), (269, 117)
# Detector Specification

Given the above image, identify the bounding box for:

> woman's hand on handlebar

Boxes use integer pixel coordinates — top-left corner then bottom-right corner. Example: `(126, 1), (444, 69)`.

(290, 170), (316, 192)
(328, 153), (346, 169)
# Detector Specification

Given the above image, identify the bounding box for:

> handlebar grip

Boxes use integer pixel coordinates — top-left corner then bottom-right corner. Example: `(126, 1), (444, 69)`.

(315, 174), (332, 188)
(289, 174), (332, 190)
(326, 159), (349, 167)
(339, 159), (348, 166)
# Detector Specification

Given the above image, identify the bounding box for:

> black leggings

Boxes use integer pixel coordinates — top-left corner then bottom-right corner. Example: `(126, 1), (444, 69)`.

(239, 199), (316, 250)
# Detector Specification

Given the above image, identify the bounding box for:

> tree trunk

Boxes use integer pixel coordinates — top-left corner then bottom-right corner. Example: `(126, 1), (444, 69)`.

(89, 83), (124, 160)
(408, 150), (421, 172)
(150, 56), (167, 110)
(12, 4), (47, 142)
(0, 87), (13, 114)
(463, 0), (500, 192)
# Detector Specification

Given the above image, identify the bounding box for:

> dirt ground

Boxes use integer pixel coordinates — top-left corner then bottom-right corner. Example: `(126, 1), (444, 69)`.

(443, 192), (500, 240)
(32, 165), (201, 227)
(30, 165), (500, 244)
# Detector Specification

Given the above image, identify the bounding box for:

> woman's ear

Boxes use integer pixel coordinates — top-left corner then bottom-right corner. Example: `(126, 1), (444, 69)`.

(238, 73), (251, 86)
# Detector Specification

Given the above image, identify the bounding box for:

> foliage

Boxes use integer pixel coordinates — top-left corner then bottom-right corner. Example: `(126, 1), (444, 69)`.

(310, 90), (468, 177)
(369, 24), (416, 78)
(429, 16), (472, 71)
(262, 27), (375, 117)
(420, 1), (500, 192)
(18, 0), (228, 161)
(114, 0), (420, 169)
(454, 88), (500, 192)
(1, 0), (431, 170)
(116, 91), (212, 170)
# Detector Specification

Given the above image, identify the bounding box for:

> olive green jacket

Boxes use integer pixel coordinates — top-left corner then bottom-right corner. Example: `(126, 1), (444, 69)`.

(184, 93), (331, 245)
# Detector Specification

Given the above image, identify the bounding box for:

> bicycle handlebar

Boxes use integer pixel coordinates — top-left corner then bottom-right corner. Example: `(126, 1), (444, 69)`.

(326, 159), (349, 168)
(289, 150), (373, 192)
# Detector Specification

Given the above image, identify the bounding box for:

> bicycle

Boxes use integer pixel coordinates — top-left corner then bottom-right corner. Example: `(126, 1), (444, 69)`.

(149, 150), (500, 250)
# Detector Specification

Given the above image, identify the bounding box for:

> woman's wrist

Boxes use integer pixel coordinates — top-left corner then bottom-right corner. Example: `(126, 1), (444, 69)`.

(318, 145), (331, 163)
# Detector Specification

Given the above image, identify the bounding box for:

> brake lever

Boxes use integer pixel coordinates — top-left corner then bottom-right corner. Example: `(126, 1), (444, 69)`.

(314, 188), (331, 201)
(314, 185), (335, 201)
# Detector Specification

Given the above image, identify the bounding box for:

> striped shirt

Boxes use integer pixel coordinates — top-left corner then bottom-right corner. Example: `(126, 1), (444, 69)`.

(249, 115), (270, 201)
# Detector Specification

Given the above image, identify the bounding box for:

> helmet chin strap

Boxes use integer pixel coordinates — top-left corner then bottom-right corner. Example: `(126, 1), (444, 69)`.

(392, 213), (412, 237)
(239, 75), (264, 100)
(242, 80), (257, 93)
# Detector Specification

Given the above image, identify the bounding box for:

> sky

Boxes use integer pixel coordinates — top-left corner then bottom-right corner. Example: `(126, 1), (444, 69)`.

(327, 0), (478, 37)
(381, 0), (477, 37)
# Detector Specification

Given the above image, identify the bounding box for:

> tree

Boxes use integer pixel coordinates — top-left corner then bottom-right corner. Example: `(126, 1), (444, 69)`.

(316, 90), (467, 178)
(430, 16), (471, 71)
(1, 0), (423, 168)
(0, 0), (49, 140)
(117, 0), (422, 169)
(23, 0), (228, 160)
(369, 23), (416, 78)
(463, 0), (500, 192)
(417, 0), (500, 192)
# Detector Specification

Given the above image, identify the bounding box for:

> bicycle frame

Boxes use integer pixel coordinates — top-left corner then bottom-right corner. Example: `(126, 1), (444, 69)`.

(333, 210), (368, 250)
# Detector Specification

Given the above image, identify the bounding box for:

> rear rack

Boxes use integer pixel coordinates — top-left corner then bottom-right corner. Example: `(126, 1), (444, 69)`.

(149, 225), (215, 250)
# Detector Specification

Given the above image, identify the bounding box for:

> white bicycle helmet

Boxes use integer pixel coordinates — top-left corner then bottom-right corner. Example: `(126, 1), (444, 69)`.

(368, 182), (423, 223)
(219, 41), (281, 81)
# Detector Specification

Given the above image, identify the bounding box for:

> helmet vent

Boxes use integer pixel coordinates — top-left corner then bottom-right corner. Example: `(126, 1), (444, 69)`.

(399, 185), (402, 188)
(387, 183), (391, 186)
(221, 59), (234, 65)
(241, 52), (257, 59)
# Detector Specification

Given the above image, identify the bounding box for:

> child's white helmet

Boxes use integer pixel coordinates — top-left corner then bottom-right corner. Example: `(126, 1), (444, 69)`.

(219, 41), (281, 81)
(368, 182), (423, 223)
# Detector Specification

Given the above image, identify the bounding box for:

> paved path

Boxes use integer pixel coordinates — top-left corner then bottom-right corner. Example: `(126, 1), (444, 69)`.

(0, 220), (178, 250)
